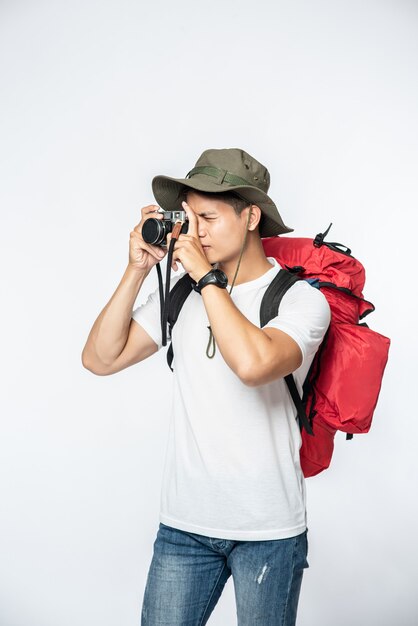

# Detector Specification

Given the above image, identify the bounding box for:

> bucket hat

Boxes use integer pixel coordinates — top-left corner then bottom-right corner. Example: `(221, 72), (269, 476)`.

(151, 148), (293, 237)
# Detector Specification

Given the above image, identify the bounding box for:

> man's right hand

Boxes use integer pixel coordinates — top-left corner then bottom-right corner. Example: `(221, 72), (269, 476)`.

(129, 205), (167, 272)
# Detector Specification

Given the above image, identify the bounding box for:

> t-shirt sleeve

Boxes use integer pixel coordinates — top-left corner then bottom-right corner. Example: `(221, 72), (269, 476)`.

(131, 271), (186, 349)
(263, 280), (331, 368)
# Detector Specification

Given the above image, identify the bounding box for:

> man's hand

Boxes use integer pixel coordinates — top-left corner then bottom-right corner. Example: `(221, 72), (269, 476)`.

(129, 205), (167, 272)
(167, 200), (212, 282)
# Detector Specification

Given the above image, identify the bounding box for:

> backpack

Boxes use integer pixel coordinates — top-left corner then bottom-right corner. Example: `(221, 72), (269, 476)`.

(164, 225), (391, 477)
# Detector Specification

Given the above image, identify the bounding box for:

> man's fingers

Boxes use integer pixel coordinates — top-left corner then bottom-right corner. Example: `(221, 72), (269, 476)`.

(182, 201), (198, 238)
(140, 205), (161, 221)
(143, 204), (161, 213)
(136, 236), (165, 260)
(134, 205), (162, 231)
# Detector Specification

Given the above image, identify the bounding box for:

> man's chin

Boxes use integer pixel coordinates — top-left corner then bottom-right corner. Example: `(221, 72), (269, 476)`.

(204, 247), (223, 266)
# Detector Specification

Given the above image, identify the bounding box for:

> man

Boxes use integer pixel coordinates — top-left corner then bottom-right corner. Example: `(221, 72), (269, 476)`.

(82, 148), (331, 625)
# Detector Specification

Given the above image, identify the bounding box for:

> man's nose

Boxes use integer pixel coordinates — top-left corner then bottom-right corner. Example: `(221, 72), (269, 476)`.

(197, 218), (206, 237)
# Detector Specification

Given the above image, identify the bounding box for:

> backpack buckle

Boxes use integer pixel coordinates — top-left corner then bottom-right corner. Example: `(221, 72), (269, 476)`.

(314, 223), (333, 248)
(285, 265), (305, 274)
(314, 233), (324, 247)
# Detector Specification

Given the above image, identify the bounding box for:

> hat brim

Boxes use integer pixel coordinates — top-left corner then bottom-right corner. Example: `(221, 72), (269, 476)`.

(151, 174), (293, 238)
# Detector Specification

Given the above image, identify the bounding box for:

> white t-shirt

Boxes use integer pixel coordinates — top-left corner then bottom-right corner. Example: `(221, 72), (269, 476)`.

(132, 257), (331, 541)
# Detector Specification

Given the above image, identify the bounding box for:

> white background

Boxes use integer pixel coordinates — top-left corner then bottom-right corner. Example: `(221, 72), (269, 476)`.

(1, 1), (417, 624)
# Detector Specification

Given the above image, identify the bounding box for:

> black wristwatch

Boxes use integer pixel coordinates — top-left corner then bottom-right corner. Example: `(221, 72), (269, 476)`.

(193, 269), (228, 294)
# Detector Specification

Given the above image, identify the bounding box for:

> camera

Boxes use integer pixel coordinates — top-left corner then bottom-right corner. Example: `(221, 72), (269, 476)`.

(141, 210), (189, 246)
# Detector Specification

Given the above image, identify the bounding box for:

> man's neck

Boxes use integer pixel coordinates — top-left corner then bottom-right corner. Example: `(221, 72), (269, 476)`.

(217, 236), (274, 287)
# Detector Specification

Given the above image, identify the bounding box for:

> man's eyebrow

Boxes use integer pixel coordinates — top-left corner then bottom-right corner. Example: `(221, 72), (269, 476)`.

(196, 211), (217, 217)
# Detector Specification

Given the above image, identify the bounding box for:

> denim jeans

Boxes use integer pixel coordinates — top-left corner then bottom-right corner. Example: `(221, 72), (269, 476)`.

(141, 522), (309, 625)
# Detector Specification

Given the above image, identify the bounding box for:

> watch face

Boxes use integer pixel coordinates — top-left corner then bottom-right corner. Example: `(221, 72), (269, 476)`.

(214, 269), (228, 287)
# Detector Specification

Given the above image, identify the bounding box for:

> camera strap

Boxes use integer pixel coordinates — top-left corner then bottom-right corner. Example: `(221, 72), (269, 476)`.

(156, 221), (184, 347)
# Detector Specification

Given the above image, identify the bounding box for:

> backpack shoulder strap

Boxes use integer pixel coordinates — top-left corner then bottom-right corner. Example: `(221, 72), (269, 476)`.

(260, 268), (314, 436)
(166, 273), (194, 371)
(260, 268), (302, 327)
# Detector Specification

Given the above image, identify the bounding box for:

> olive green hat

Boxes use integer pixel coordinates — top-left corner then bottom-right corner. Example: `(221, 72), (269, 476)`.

(151, 148), (293, 237)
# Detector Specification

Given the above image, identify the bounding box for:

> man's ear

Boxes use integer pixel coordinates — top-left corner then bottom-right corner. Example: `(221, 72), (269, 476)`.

(247, 204), (262, 231)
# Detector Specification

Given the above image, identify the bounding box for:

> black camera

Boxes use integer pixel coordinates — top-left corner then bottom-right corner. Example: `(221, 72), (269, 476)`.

(141, 210), (189, 246)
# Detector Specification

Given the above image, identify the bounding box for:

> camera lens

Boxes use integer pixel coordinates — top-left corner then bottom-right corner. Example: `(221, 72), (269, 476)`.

(142, 218), (167, 245)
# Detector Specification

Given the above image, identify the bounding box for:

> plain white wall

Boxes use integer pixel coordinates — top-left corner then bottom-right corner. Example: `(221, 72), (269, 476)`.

(1, 0), (417, 624)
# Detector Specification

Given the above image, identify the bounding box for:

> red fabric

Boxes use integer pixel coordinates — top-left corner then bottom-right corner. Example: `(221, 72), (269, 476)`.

(307, 322), (390, 434)
(261, 236), (391, 477)
(263, 236), (365, 293)
(263, 236), (374, 318)
(300, 417), (336, 478)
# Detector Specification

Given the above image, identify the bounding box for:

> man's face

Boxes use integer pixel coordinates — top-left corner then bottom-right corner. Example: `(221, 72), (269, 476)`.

(185, 190), (252, 265)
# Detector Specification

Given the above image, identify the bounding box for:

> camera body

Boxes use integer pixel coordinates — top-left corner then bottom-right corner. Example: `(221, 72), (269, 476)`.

(142, 210), (189, 246)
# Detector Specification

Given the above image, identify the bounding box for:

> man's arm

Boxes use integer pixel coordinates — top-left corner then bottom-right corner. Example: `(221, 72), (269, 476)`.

(82, 203), (174, 375)
(200, 285), (303, 386)
(81, 264), (158, 375)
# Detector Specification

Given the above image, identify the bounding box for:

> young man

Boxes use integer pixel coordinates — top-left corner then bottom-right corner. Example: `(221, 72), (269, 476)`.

(82, 148), (331, 625)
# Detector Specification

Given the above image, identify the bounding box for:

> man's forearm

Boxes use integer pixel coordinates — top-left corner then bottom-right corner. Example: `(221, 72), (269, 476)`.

(201, 285), (273, 381)
(82, 264), (150, 366)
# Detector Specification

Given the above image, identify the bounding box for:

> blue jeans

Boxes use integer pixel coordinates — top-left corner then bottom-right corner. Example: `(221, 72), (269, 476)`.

(141, 522), (309, 625)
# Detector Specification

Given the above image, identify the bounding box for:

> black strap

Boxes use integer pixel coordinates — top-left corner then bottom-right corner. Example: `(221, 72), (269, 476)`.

(166, 274), (194, 370)
(260, 269), (314, 436)
(314, 223), (352, 256)
(284, 373), (314, 436)
(156, 262), (165, 330)
(260, 269), (302, 327)
(318, 281), (375, 319)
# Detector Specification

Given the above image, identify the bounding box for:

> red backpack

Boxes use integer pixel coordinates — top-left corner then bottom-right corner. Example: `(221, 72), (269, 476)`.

(164, 226), (391, 477)
(262, 226), (391, 476)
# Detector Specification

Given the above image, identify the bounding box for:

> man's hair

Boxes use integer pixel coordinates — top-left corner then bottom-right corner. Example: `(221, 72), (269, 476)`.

(180, 187), (264, 232)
